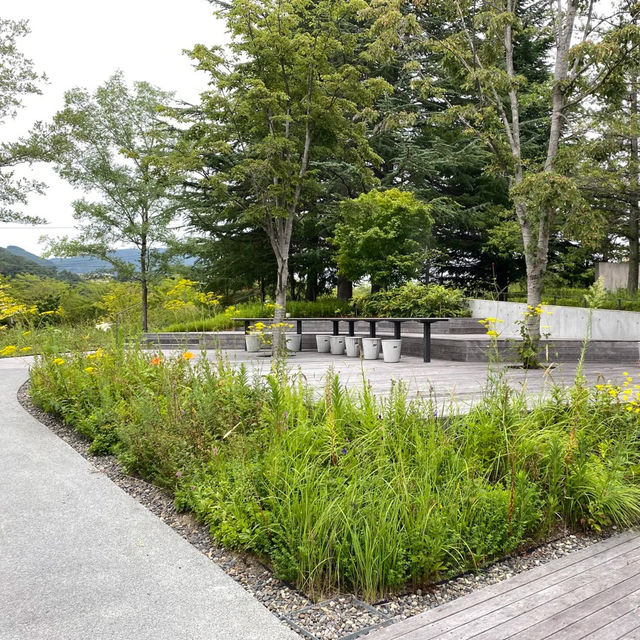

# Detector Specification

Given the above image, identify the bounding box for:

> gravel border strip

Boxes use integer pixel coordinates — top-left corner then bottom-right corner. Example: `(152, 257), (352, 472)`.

(17, 381), (629, 640)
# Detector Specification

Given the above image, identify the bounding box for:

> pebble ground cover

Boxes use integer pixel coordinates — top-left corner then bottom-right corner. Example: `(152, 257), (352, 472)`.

(29, 348), (640, 602)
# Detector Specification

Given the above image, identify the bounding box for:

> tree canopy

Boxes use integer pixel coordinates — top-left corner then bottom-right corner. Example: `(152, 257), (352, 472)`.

(333, 189), (433, 290)
(42, 73), (180, 330)
(0, 18), (46, 223)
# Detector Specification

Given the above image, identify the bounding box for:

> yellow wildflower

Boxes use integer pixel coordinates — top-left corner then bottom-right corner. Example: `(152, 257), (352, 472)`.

(53, 357), (65, 366)
(85, 366), (95, 374)
(20, 346), (31, 352)
(182, 352), (195, 360)
(0, 345), (17, 356)
(487, 330), (499, 338)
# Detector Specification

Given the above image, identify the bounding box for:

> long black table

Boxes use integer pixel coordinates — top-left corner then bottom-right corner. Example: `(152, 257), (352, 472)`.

(234, 317), (449, 362)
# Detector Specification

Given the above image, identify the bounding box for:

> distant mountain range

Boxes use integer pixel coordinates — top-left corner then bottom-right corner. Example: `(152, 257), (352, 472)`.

(2, 246), (194, 277)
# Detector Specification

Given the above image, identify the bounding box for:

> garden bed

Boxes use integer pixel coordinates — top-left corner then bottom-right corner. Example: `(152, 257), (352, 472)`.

(18, 379), (620, 640)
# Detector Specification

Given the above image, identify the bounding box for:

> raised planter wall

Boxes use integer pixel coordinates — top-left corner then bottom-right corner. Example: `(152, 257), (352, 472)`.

(469, 299), (640, 341)
(141, 331), (640, 362)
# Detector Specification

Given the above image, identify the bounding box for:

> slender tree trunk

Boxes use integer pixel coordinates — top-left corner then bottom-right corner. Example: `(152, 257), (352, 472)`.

(370, 282), (382, 295)
(273, 253), (289, 351)
(140, 239), (148, 332)
(628, 81), (639, 294)
(306, 270), (318, 301)
(289, 262), (297, 301)
(337, 276), (352, 301)
(493, 260), (510, 301)
(268, 218), (293, 353)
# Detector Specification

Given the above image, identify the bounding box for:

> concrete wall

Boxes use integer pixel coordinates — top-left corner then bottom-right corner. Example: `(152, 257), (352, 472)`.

(469, 299), (640, 340)
(595, 262), (638, 292)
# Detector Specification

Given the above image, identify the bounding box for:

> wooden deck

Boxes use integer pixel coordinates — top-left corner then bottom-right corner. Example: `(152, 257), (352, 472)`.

(186, 350), (635, 410)
(368, 530), (640, 640)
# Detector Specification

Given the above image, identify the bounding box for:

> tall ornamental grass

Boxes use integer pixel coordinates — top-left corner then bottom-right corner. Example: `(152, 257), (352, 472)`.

(29, 348), (640, 601)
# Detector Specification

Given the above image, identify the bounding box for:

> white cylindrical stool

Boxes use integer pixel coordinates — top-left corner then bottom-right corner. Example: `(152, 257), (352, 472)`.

(245, 334), (261, 352)
(285, 333), (302, 352)
(316, 335), (331, 353)
(382, 339), (402, 363)
(344, 336), (361, 357)
(330, 335), (346, 355)
(361, 337), (381, 360)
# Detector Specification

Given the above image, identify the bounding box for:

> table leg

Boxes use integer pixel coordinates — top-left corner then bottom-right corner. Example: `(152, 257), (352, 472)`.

(296, 320), (302, 334)
(332, 320), (339, 336)
(348, 321), (355, 337)
(423, 322), (431, 362)
(369, 321), (376, 338)
(393, 321), (401, 339)
(244, 320), (250, 351)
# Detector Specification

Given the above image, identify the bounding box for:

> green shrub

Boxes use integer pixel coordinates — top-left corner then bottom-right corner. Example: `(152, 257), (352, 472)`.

(29, 348), (640, 601)
(166, 297), (352, 332)
(359, 282), (469, 317)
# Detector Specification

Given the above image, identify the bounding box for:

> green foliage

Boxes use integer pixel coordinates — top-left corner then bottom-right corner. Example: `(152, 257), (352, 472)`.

(0, 18), (47, 223)
(333, 189), (433, 288)
(169, 0), (389, 323)
(166, 298), (352, 332)
(504, 285), (640, 312)
(29, 348), (640, 600)
(0, 324), (113, 358)
(358, 283), (469, 318)
(514, 303), (550, 370)
(37, 72), (180, 330)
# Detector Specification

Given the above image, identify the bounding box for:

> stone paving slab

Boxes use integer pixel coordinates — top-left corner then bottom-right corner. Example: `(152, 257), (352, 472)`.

(0, 359), (297, 640)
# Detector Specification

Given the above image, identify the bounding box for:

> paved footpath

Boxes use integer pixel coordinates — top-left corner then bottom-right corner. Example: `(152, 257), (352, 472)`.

(0, 358), (297, 640)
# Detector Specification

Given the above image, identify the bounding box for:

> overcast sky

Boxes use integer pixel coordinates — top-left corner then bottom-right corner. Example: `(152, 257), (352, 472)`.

(1, 0), (225, 255)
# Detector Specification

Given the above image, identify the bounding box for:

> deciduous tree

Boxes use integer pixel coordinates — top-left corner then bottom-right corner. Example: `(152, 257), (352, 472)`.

(175, 0), (389, 345)
(333, 188), (433, 290)
(43, 73), (179, 331)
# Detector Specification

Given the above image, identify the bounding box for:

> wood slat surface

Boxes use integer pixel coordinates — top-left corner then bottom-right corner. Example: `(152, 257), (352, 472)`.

(187, 350), (635, 411)
(368, 532), (640, 640)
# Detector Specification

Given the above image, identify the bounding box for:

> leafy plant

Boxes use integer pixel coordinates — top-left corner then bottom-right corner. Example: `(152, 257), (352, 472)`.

(29, 345), (640, 602)
(359, 283), (469, 318)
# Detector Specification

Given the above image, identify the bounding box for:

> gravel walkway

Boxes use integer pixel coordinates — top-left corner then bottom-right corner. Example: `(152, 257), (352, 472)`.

(12, 356), (631, 640)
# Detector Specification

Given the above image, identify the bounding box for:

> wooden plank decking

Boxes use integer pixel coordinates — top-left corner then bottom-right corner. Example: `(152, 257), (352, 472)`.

(187, 350), (635, 410)
(368, 531), (640, 640)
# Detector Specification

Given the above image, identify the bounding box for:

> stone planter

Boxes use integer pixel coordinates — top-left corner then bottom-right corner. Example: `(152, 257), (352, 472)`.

(330, 335), (346, 355)
(381, 339), (402, 363)
(316, 335), (331, 353)
(245, 334), (262, 352)
(285, 333), (302, 352)
(361, 337), (381, 360)
(344, 336), (361, 357)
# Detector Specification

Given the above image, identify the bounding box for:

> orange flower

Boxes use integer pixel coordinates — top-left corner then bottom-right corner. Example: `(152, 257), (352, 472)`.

(150, 356), (161, 365)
